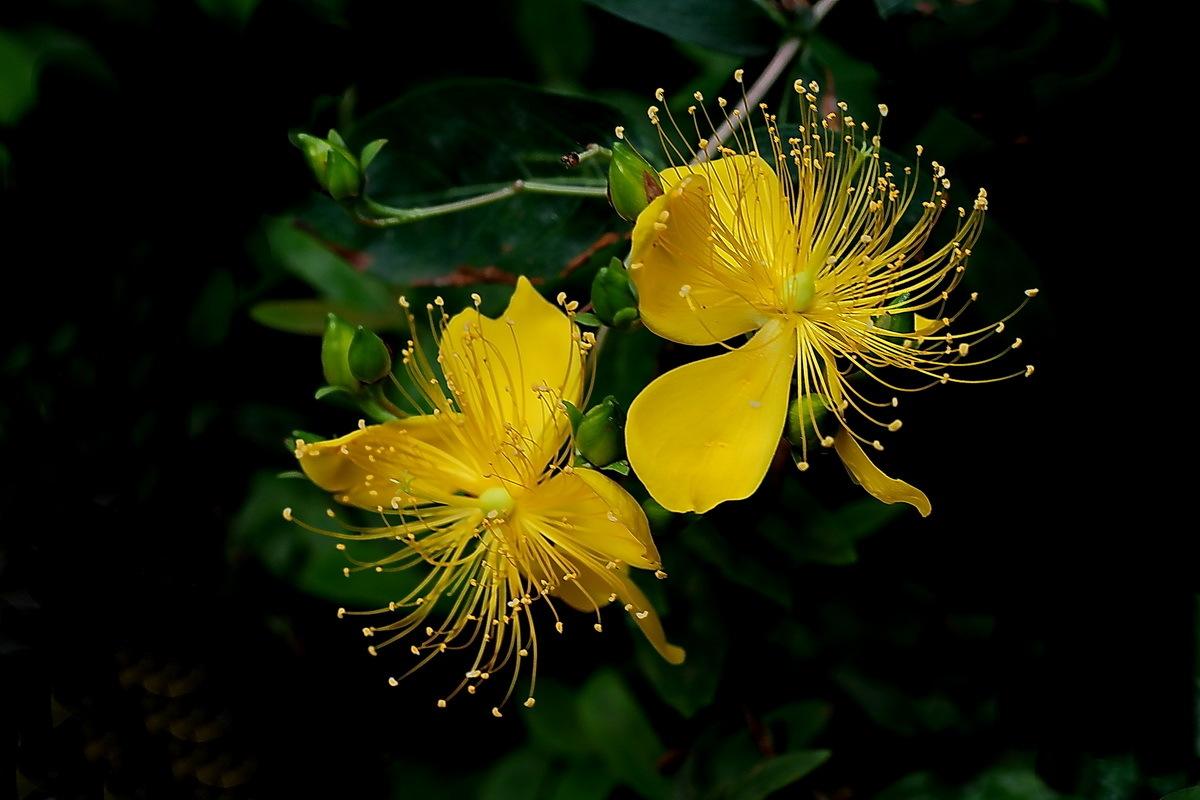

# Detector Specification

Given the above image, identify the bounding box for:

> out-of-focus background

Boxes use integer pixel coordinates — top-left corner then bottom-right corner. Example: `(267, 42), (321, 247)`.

(2, 1), (1182, 798)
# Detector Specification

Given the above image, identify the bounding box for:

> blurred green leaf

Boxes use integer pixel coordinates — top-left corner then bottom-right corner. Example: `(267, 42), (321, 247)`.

(480, 748), (550, 800)
(961, 763), (1061, 800)
(876, 772), (953, 800)
(634, 553), (726, 717)
(763, 700), (831, 750)
(195, 0), (260, 27)
(806, 35), (878, 117)
(1077, 755), (1139, 800)
(546, 760), (617, 800)
(726, 750), (830, 800)
(0, 30), (37, 125)
(682, 518), (791, 606)
(578, 669), (670, 799)
(833, 668), (964, 736)
(189, 269), (237, 347)
(517, 0), (591, 88)
(1163, 788), (1200, 800)
(301, 80), (622, 287)
(251, 299), (405, 335)
(590, 324), (662, 406)
(583, 0), (779, 56)
(0, 27), (111, 126)
(1069, 0), (1108, 15)
(873, 0), (919, 17)
(265, 217), (396, 312)
(524, 679), (593, 758)
(762, 491), (904, 566)
(230, 470), (420, 606)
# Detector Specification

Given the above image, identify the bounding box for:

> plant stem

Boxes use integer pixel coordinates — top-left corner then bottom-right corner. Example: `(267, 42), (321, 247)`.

(356, 179), (607, 227)
(693, 0), (842, 163)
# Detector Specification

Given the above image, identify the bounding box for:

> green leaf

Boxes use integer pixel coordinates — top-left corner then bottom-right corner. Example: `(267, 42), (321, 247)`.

(524, 679), (593, 758)
(763, 701), (831, 749)
(1163, 788), (1200, 800)
(583, 0), (779, 56)
(194, 0), (261, 27)
(762, 490), (904, 566)
(1069, 0), (1107, 15)
(728, 750), (830, 800)
(189, 270), (237, 348)
(960, 763), (1061, 800)
(230, 471), (421, 607)
(545, 760), (617, 800)
(590, 324), (662, 406)
(875, 772), (952, 800)
(0, 31), (37, 125)
(517, 0), (592, 87)
(873, 0), (919, 18)
(578, 669), (670, 799)
(634, 553), (725, 717)
(250, 299), (406, 335)
(807, 35), (879, 118)
(303, 80), (622, 286)
(479, 748), (550, 800)
(264, 217), (396, 312)
(682, 519), (791, 607)
(833, 668), (963, 736)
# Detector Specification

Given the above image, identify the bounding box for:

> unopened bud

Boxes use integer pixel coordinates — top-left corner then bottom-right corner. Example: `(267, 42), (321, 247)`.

(607, 140), (663, 221)
(576, 395), (626, 467)
(591, 258), (639, 328)
(348, 326), (392, 383)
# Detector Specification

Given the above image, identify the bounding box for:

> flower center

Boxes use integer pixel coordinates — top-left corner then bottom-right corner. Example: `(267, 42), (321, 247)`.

(784, 270), (817, 314)
(478, 486), (516, 518)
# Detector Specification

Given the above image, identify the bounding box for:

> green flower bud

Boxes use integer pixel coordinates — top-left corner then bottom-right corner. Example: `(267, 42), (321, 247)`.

(321, 313), (360, 392)
(591, 257), (639, 328)
(607, 140), (663, 221)
(786, 394), (830, 447)
(294, 130), (362, 200)
(348, 326), (392, 384)
(576, 395), (626, 467)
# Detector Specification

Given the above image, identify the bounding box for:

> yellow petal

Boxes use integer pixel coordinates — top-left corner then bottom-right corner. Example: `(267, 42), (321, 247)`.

(296, 415), (485, 510)
(440, 276), (583, 460)
(630, 177), (761, 346)
(659, 155), (789, 251)
(619, 569), (686, 664)
(833, 428), (931, 517)
(521, 468), (659, 569)
(627, 318), (796, 513)
(552, 561), (685, 665)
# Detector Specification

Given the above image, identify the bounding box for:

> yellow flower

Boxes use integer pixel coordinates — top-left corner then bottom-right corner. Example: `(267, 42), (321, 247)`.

(287, 277), (683, 715)
(625, 77), (1037, 515)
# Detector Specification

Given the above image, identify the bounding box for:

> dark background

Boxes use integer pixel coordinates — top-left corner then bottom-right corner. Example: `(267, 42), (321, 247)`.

(2, 1), (1182, 798)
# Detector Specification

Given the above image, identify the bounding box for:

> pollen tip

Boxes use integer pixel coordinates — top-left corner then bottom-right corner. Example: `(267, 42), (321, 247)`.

(593, 623), (603, 633)
(797, 461), (810, 472)
(281, 507), (293, 521)
(555, 621), (564, 634)
(1025, 288), (1039, 297)
(878, 103), (889, 117)
(614, 125), (625, 139)
(436, 699), (447, 708)
(524, 698), (536, 708)
(387, 677), (398, 687)
(733, 68), (744, 82)
(654, 569), (668, 580)
(1025, 364), (1036, 377)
